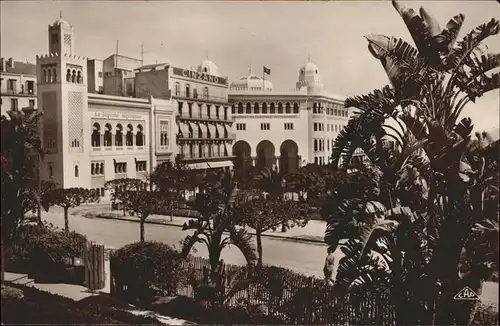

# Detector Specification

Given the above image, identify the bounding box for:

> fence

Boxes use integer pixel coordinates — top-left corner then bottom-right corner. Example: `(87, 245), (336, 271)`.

(110, 253), (498, 325)
(84, 241), (105, 291)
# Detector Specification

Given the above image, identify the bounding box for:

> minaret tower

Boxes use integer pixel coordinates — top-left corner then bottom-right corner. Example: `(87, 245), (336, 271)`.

(37, 14), (90, 188)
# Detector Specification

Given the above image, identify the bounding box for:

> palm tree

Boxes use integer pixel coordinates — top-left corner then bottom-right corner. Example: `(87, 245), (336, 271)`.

(324, 1), (500, 324)
(181, 169), (257, 282)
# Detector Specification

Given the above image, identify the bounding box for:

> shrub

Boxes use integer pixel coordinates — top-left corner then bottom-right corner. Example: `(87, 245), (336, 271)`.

(6, 222), (87, 279)
(111, 241), (182, 303)
(1, 285), (24, 301)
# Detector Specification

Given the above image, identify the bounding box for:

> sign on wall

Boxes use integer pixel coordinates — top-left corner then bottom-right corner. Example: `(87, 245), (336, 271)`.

(172, 67), (228, 86)
(90, 111), (144, 120)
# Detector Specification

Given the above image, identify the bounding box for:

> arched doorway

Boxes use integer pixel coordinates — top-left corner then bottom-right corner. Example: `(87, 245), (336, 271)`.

(256, 140), (276, 170)
(232, 140), (251, 170)
(279, 140), (299, 173)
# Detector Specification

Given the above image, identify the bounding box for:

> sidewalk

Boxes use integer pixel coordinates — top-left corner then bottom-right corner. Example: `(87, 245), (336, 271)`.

(78, 204), (328, 245)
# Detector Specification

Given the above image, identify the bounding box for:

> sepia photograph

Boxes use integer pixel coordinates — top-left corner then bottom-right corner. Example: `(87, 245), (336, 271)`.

(1, 0), (499, 324)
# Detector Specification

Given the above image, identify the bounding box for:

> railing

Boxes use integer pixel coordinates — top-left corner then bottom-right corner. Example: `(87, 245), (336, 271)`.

(173, 91), (228, 103)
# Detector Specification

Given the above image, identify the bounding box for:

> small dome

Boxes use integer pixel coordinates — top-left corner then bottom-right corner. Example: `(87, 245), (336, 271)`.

(52, 18), (71, 28)
(230, 74), (273, 91)
(299, 61), (320, 76)
(197, 60), (220, 76)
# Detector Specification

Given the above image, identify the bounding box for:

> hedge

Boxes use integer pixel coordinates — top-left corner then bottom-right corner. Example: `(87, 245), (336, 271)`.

(6, 222), (87, 283)
(110, 241), (183, 304)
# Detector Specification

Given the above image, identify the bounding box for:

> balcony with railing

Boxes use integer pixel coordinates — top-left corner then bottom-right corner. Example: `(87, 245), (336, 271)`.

(173, 91), (228, 104)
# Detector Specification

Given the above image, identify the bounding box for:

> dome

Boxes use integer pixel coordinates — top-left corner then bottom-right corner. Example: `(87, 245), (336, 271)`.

(299, 61), (320, 76)
(197, 60), (220, 76)
(52, 18), (71, 28)
(230, 74), (274, 91)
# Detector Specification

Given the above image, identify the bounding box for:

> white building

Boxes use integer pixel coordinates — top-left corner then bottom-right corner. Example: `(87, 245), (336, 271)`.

(229, 60), (349, 173)
(1, 57), (37, 115)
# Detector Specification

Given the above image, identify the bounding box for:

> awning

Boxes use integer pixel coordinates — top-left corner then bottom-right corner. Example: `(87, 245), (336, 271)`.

(198, 122), (208, 139)
(187, 160), (234, 170)
(178, 122), (190, 138)
(207, 123), (216, 138)
(188, 122), (199, 138)
(216, 124), (226, 138)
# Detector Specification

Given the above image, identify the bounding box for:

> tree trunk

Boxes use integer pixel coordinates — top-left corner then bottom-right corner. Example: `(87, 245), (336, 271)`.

(140, 218), (145, 242)
(256, 230), (263, 267)
(37, 203), (42, 224)
(170, 210), (173, 222)
(64, 207), (69, 232)
(1, 238), (4, 284)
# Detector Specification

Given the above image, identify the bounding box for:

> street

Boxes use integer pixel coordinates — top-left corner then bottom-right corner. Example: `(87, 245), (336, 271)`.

(42, 207), (335, 278)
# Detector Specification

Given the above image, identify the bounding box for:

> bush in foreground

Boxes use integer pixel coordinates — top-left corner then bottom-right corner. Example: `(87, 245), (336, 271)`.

(111, 241), (182, 303)
(1, 283), (160, 325)
(7, 222), (87, 268)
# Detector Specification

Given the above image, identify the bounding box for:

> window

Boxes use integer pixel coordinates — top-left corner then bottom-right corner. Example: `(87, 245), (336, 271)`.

(198, 144), (203, 158)
(231, 105), (235, 114)
(260, 123), (270, 130)
(27, 80), (35, 94)
(104, 123), (112, 146)
(185, 84), (190, 97)
(246, 103), (252, 114)
(236, 123), (246, 131)
(203, 86), (209, 99)
(188, 103), (193, 118)
(327, 124), (330, 132)
(254, 103), (260, 114)
(278, 103), (283, 114)
(178, 102), (184, 116)
(114, 162), (127, 174)
(159, 121), (169, 146)
(29, 99), (35, 107)
(91, 162), (104, 175)
(126, 124), (134, 146)
(270, 103), (276, 114)
(313, 103), (317, 114)
(74, 165), (79, 177)
(237, 103), (243, 114)
(98, 72), (103, 78)
(11, 98), (18, 110)
(262, 103), (268, 114)
(115, 124), (123, 146)
(284, 123), (293, 130)
(71, 138), (80, 148)
(314, 139), (318, 152)
(314, 157), (318, 165)
(206, 105), (211, 118)
(175, 82), (180, 96)
(193, 88), (198, 99)
(98, 86), (104, 94)
(328, 139), (330, 150)
(313, 123), (318, 131)
(293, 103), (299, 113)
(136, 125), (144, 146)
(136, 160), (147, 172)
(285, 103), (291, 114)
(48, 163), (54, 178)
(7, 79), (15, 92)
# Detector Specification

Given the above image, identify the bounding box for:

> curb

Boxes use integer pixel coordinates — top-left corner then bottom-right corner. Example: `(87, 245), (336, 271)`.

(88, 214), (327, 245)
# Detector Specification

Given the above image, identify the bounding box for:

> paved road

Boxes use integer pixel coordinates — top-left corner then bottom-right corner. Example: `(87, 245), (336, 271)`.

(42, 207), (335, 278)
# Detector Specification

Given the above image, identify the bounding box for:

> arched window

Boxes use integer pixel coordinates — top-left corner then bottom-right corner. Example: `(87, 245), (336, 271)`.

(246, 103), (252, 114)
(77, 71), (82, 84)
(104, 123), (112, 146)
(175, 82), (180, 96)
(285, 103), (291, 114)
(47, 69), (52, 83)
(66, 69), (71, 82)
(92, 123), (101, 147)
(270, 103), (276, 114)
(74, 165), (79, 177)
(193, 88), (198, 99)
(203, 86), (209, 99)
(237, 103), (243, 114)
(186, 84), (191, 97)
(254, 103), (260, 114)
(126, 124), (134, 146)
(53, 68), (57, 82)
(71, 70), (76, 83)
(262, 103), (268, 114)
(278, 102), (283, 114)
(313, 103), (317, 113)
(293, 103), (299, 113)
(115, 124), (123, 147)
(136, 124), (144, 146)
(100, 163), (104, 174)
(231, 105), (236, 114)
(42, 69), (47, 83)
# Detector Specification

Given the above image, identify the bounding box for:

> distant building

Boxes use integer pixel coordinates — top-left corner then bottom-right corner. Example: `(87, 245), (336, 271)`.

(0, 57), (37, 115)
(228, 60), (349, 173)
(86, 58), (103, 94)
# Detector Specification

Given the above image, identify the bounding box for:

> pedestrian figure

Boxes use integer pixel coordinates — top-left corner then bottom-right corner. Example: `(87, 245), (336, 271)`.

(323, 246), (336, 285)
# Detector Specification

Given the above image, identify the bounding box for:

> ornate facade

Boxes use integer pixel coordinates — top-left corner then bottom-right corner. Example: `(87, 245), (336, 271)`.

(229, 60), (349, 174)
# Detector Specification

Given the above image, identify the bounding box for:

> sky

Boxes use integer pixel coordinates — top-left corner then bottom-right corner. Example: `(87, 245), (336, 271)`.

(1, 0), (499, 132)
